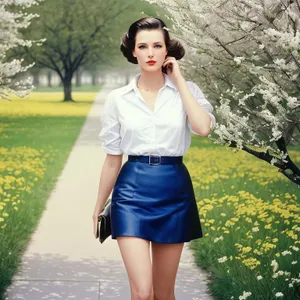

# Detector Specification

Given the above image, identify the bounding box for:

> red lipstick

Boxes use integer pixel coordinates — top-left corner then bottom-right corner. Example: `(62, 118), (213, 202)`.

(146, 60), (156, 65)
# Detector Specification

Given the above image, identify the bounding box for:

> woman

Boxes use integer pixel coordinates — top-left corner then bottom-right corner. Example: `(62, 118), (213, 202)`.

(92, 17), (216, 300)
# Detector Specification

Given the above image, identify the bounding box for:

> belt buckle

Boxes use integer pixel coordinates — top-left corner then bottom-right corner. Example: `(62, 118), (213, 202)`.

(149, 155), (161, 165)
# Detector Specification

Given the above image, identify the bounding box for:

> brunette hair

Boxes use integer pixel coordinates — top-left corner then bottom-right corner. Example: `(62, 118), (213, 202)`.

(120, 17), (185, 68)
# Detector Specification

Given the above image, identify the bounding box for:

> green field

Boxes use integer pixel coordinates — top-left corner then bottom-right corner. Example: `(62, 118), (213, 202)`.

(0, 90), (96, 298)
(0, 89), (299, 299)
(188, 139), (300, 299)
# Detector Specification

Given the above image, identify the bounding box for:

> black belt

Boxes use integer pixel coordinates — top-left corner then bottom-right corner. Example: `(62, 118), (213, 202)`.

(128, 155), (183, 165)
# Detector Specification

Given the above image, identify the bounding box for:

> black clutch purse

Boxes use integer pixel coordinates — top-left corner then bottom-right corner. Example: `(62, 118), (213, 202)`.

(97, 198), (112, 243)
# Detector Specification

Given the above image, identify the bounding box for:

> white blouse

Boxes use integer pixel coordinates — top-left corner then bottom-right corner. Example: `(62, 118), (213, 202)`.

(98, 73), (216, 156)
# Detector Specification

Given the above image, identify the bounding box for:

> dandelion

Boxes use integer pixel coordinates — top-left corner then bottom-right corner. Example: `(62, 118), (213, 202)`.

(242, 247), (252, 254)
(242, 257), (260, 270)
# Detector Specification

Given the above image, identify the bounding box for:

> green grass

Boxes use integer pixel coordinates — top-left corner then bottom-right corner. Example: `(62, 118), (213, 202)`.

(0, 91), (299, 300)
(0, 92), (95, 299)
(188, 134), (300, 300)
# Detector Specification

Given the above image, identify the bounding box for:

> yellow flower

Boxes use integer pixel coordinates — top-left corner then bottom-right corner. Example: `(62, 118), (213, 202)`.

(242, 257), (261, 270)
(242, 247), (252, 253)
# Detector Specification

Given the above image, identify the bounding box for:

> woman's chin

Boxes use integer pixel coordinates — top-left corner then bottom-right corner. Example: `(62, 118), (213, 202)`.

(141, 65), (162, 72)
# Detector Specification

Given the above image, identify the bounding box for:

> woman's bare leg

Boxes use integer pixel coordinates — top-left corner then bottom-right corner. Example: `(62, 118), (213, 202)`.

(117, 236), (153, 300)
(151, 242), (184, 300)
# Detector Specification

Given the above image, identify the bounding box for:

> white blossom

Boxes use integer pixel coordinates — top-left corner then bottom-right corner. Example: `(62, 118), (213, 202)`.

(144, 0), (299, 171)
(0, 0), (44, 100)
(238, 291), (252, 300)
(218, 256), (227, 263)
(271, 259), (279, 272)
(234, 56), (245, 65)
(214, 236), (224, 243)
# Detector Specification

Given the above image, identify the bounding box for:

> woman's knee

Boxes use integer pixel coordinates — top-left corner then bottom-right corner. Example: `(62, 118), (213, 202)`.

(117, 236), (153, 300)
(132, 284), (153, 300)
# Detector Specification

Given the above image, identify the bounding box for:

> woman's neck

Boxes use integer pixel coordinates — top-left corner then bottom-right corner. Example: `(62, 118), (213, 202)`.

(137, 70), (165, 91)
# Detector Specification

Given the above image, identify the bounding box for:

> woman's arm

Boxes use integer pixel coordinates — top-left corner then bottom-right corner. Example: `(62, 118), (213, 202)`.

(92, 154), (123, 218)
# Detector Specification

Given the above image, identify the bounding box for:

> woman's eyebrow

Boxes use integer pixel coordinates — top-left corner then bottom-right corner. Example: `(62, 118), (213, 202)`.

(137, 41), (163, 45)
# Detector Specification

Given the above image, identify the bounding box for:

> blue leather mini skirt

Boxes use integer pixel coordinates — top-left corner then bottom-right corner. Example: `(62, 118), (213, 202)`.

(111, 155), (203, 243)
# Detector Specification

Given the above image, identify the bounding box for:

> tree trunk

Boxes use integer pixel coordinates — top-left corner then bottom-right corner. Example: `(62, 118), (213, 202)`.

(32, 69), (40, 87)
(75, 68), (81, 87)
(63, 75), (74, 101)
(47, 70), (52, 87)
(92, 70), (97, 85)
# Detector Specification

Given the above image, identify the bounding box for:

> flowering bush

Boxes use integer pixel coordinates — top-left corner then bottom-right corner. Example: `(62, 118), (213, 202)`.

(145, 0), (300, 184)
(0, 0), (45, 100)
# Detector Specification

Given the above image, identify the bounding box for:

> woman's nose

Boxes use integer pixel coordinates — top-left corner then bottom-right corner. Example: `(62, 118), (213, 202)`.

(148, 48), (154, 57)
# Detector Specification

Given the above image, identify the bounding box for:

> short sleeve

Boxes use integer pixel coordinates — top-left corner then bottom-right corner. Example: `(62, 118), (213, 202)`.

(186, 81), (216, 135)
(98, 91), (123, 155)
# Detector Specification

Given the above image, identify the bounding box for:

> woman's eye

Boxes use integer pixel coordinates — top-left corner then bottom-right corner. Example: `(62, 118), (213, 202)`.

(138, 45), (162, 49)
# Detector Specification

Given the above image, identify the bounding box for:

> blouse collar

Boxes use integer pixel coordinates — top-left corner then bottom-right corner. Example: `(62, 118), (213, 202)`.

(120, 72), (177, 96)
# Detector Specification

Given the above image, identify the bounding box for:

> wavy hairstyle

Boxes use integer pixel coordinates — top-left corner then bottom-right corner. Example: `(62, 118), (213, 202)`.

(120, 17), (185, 72)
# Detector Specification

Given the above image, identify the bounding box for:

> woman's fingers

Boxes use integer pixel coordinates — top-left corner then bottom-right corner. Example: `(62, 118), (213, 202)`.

(93, 219), (98, 238)
(162, 57), (175, 67)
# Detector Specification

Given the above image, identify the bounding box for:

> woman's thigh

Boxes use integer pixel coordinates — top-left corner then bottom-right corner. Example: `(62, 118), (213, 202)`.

(117, 236), (153, 296)
(151, 242), (184, 298)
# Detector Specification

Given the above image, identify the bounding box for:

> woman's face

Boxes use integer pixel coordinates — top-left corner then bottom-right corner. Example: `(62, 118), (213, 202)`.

(132, 29), (168, 71)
